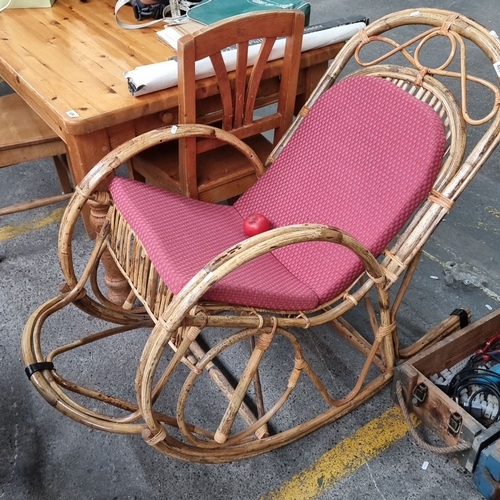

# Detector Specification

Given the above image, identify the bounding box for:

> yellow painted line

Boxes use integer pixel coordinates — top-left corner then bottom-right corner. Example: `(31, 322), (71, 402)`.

(0, 207), (65, 241)
(262, 406), (419, 500)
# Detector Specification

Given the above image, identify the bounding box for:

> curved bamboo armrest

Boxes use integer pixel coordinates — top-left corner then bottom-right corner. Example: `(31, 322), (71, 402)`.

(57, 124), (265, 290)
(165, 224), (383, 324)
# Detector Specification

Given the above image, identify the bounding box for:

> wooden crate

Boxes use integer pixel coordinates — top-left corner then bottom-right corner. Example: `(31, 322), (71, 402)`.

(393, 309), (500, 472)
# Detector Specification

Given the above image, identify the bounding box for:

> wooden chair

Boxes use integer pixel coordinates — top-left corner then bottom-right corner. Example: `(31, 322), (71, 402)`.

(130, 10), (304, 202)
(0, 93), (73, 216)
(22, 9), (500, 463)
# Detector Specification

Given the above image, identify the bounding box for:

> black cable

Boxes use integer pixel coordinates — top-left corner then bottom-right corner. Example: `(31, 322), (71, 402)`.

(447, 365), (500, 427)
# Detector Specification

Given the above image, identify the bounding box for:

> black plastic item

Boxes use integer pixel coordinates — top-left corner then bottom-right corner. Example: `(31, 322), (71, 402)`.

(451, 308), (470, 329)
(25, 361), (54, 379)
(132, 0), (169, 20)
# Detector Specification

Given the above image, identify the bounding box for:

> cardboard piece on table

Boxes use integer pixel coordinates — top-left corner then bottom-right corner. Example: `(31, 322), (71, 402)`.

(156, 20), (205, 50)
(2, 0), (55, 9)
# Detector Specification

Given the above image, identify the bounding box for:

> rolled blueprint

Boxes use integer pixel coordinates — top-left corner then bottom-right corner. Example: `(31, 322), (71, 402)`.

(125, 20), (367, 97)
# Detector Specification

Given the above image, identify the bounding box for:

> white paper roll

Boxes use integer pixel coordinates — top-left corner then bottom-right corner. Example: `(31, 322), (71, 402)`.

(125, 22), (366, 97)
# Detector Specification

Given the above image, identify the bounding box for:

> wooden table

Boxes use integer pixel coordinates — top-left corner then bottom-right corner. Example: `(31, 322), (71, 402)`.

(0, 0), (342, 235)
(0, 0), (342, 302)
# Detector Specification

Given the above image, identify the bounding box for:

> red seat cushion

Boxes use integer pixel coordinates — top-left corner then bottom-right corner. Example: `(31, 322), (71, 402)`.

(234, 75), (446, 303)
(109, 178), (319, 310)
(110, 75), (446, 311)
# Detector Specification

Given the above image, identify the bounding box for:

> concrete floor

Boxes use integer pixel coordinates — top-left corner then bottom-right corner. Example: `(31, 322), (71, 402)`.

(2, 0), (500, 499)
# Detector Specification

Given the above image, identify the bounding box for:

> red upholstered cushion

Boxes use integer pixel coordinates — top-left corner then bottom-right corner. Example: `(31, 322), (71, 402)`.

(110, 75), (446, 311)
(109, 178), (319, 310)
(234, 75), (446, 303)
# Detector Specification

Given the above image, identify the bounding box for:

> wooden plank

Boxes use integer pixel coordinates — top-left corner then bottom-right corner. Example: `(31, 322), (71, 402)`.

(412, 310), (500, 375)
(0, 2), (343, 136)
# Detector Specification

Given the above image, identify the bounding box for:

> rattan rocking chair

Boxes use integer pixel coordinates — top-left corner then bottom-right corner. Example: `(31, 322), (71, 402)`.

(22, 9), (500, 463)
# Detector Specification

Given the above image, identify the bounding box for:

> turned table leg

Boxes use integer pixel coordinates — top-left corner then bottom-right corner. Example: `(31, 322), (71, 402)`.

(88, 197), (131, 306)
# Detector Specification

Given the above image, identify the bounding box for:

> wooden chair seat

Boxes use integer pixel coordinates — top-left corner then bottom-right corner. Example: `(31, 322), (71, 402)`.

(0, 93), (72, 216)
(131, 133), (273, 202)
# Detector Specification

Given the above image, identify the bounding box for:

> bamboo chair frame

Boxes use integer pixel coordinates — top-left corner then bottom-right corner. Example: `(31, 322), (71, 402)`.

(22, 9), (500, 463)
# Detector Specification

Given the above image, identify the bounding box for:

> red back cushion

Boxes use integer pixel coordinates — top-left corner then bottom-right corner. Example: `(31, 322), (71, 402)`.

(234, 75), (446, 302)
